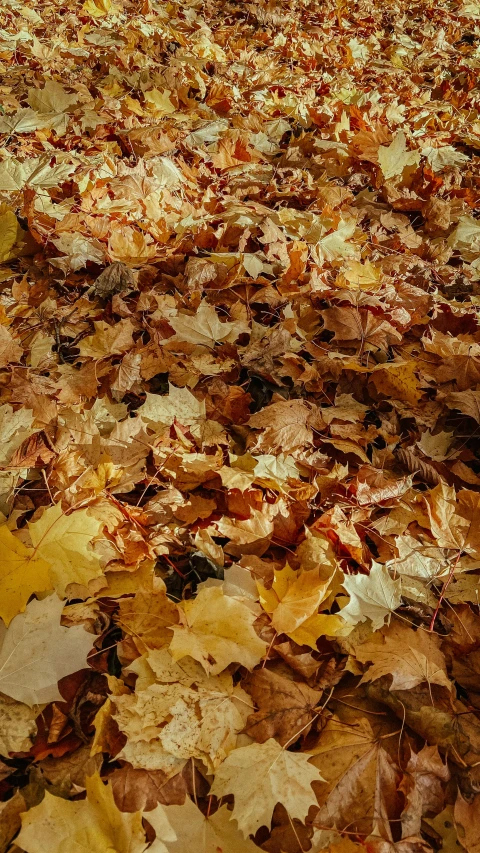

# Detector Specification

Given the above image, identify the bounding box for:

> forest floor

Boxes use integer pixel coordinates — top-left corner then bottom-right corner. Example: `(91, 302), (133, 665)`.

(1, 0), (480, 851)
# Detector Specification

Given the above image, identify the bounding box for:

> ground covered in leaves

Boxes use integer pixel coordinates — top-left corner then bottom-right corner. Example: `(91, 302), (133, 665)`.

(1, 0), (480, 850)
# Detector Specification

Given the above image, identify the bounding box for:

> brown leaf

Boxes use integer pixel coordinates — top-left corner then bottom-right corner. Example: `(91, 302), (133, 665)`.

(455, 792), (480, 853)
(248, 399), (325, 453)
(322, 307), (402, 351)
(109, 764), (188, 812)
(400, 745), (449, 837)
(274, 639), (323, 681)
(353, 465), (412, 505)
(243, 669), (322, 746)
(446, 388), (480, 423)
(91, 262), (135, 299)
(0, 791), (26, 852)
(395, 447), (445, 487)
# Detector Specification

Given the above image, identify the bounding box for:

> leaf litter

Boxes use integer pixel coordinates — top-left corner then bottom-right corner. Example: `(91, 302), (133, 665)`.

(0, 0), (480, 850)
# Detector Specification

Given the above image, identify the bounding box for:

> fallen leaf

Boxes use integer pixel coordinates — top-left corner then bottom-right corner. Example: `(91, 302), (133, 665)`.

(0, 524), (51, 625)
(147, 797), (259, 852)
(168, 301), (248, 348)
(354, 622), (451, 692)
(210, 738), (323, 837)
(244, 668), (322, 745)
(378, 132), (421, 180)
(28, 503), (104, 595)
(17, 772), (165, 853)
(0, 693), (37, 756)
(340, 563), (402, 631)
(455, 792), (480, 853)
(0, 595), (94, 706)
(169, 587), (267, 675)
(400, 745), (449, 837)
(258, 564), (332, 636)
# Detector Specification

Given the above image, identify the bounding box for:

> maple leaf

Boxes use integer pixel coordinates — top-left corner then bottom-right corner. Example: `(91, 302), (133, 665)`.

(422, 330), (480, 391)
(400, 745), (449, 837)
(51, 232), (106, 271)
(312, 218), (360, 263)
(446, 388), (480, 423)
(0, 595), (94, 706)
(454, 792), (480, 853)
(147, 798), (259, 853)
(243, 668), (322, 745)
(0, 524), (51, 625)
(169, 587), (267, 674)
(0, 325), (22, 368)
(448, 215), (480, 261)
(340, 259), (383, 291)
(210, 738), (323, 837)
(215, 508), (274, 551)
(0, 404), (34, 467)
(258, 563), (332, 635)
(78, 318), (135, 359)
(354, 622), (451, 692)
(17, 773), (166, 853)
(340, 563), (402, 631)
(113, 648), (250, 772)
(0, 156), (76, 192)
(313, 736), (399, 836)
(108, 765), (187, 814)
(425, 483), (480, 554)
(248, 399), (325, 453)
(378, 131), (420, 180)
(28, 503), (104, 595)
(139, 383), (206, 428)
(372, 362), (422, 407)
(115, 582), (178, 653)
(416, 430), (454, 462)
(168, 300), (249, 348)
(309, 713), (375, 801)
(322, 306), (402, 351)
(0, 108), (41, 135)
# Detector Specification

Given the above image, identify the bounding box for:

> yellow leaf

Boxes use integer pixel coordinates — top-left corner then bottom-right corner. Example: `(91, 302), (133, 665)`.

(144, 89), (176, 116)
(108, 226), (157, 265)
(82, 0), (120, 17)
(215, 508), (274, 547)
(27, 80), (78, 114)
(378, 131), (420, 180)
(258, 564), (332, 636)
(169, 587), (267, 675)
(371, 361), (422, 407)
(0, 525), (51, 626)
(289, 612), (352, 648)
(139, 382), (206, 428)
(28, 503), (104, 596)
(0, 325), (23, 368)
(148, 798), (259, 853)
(17, 773), (153, 853)
(168, 301), (249, 349)
(113, 648), (249, 773)
(210, 738), (323, 837)
(312, 219), (360, 264)
(78, 318), (135, 359)
(339, 259), (383, 291)
(0, 205), (22, 263)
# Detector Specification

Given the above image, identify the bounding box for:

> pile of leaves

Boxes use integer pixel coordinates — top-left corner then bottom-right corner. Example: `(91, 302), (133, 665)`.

(1, 0), (480, 849)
